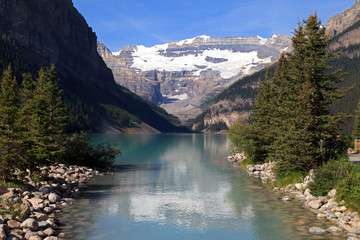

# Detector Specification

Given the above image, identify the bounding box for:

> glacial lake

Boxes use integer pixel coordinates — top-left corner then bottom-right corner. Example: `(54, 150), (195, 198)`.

(58, 134), (346, 240)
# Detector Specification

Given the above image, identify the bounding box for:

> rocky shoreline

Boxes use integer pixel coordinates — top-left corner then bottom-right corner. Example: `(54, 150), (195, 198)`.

(0, 164), (103, 240)
(228, 156), (360, 240)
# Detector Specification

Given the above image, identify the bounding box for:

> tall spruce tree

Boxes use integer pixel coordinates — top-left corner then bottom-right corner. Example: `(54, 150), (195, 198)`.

(273, 13), (348, 174)
(250, 69), (275, 162)
(353, 99), (360, 139)
(29, 65), (66, 165)
(0, 66), (25, 180)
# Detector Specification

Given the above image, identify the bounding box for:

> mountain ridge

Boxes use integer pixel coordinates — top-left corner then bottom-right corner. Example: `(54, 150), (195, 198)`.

(98, 34), (291, 122)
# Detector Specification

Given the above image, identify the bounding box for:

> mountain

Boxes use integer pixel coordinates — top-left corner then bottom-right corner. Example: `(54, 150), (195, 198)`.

(98, 35), (291, 122)
(193, 0), (360, 133)
(0, 0), (186, 133)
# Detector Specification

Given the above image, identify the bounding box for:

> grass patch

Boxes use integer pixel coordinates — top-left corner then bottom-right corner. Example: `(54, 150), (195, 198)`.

(0, 179), (24, 188)
(273, 171), (306, 188)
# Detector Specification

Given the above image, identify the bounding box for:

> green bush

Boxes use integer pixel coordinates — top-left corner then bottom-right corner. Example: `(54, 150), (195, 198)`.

(62, 132), (121, 169)
(308, 159), (351, 197)
(336, 164), (360, 210)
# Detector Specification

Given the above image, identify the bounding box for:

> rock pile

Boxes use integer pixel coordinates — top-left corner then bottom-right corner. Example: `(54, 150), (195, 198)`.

(243, 161), (360, 239)
(227, 152), (247, 163)
(0, 164), (100, 240)
(245, 162), (276, 183)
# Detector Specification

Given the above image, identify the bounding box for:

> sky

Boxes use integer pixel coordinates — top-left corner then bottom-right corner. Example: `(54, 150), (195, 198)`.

(73, 0), (354, 51)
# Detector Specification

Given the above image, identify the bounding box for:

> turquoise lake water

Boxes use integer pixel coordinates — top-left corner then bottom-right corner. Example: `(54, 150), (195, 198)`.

(58, 134), (346, 240)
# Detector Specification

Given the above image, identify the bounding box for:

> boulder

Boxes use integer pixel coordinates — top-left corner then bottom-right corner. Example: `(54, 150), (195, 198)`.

(304, 189), (311, 197)
(328, 189), (337, 198)
(43, 227), (55, 236)
(7, 220), (20, 229)
(308, 200), (322, 209)
(20, 218), (38, 231)
(48, 193), (60, 203)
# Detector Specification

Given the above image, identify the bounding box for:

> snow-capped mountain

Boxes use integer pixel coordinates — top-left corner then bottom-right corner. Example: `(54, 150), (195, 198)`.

(98, 34), (291, 121)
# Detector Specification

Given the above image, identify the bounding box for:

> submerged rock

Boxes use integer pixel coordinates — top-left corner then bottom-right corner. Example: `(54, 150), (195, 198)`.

(309, 227), (326, 233)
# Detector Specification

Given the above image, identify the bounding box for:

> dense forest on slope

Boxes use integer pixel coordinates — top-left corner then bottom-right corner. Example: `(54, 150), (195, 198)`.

(0, 0), (187, 133)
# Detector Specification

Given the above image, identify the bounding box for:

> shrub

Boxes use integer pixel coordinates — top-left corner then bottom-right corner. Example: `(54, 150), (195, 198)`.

(308, 159), (351, 197)
(62, 132), (121, 169)
(336, 164), (360, 210)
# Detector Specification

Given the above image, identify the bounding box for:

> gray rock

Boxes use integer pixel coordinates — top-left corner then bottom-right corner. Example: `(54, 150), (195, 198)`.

(43, 227), (55, 236)
(29, 236), (43, 240)
(282, 196), (291, 201)
(44, 237), (58, 240)
(38, 221), (50, 230)
(328, 189), (337, 198)
(38, 187), (50, 195)
(34, 213), (48, 222)
(56, 168), (66, 174)
(351, 212), (359, 218)
(308, 200), (322, 209)
(20, 218), (38, 231)
(317, 213), (326, 218)
(25, 231), (39, 239)
(0, 225), (6, 240)
(304, 189), (311, 197)
(309, 227), (326, 233)
(347, 237), (359, 240)
(48, 193), (60, 203)
(327, 226), (343, 232)
(7, 220), (20, 229)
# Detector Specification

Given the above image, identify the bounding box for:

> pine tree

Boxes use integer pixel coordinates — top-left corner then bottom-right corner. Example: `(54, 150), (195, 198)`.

(250, 68), (276, 162)
(0, 66), (25, 180)
(353, 99), (360, 139)
(272, 13), (348, 174)
(29, 65), (67, 165)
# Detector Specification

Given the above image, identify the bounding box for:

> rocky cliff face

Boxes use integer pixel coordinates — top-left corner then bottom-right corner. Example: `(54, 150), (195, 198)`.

(0, 0), (114, 89)
(326, 0), (360, 37)
(98, 35), (291, 121)
(0, 0), (185, 133)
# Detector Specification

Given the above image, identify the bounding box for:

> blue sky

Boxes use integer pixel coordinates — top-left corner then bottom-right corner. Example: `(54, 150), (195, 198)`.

(73, 0), (354, 51)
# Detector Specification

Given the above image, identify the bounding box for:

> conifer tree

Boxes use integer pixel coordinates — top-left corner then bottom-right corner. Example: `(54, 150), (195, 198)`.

(273, 13), (348, 174)
(0, 66), (25, 180)
(353, 99), (360, 139)
(250, 69), (275, 162)
(29, 65), (67, 165)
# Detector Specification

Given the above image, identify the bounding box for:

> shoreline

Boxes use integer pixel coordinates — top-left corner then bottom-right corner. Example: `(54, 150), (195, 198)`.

(227, 155), (360, 239)
(0, 164), (106, 240)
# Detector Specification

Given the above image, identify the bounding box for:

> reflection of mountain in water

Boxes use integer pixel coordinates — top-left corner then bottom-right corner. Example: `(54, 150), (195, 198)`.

(58, 134), (342, 240)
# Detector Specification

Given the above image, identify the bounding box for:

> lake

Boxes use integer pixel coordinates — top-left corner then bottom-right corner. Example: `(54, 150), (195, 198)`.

(58, 133), (346, 240)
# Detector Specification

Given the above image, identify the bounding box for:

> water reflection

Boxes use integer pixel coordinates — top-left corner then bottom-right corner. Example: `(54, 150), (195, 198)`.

(58, 134), (347, 240)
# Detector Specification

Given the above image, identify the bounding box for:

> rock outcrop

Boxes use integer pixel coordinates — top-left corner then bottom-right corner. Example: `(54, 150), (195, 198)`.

(98, 35), (291, 121)
(326, 0), (360, 37)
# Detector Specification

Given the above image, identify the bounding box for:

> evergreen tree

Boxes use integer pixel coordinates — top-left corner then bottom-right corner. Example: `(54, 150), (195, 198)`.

(250, 68), (275, 162)
(273, 13), (348, 174)
(353, 99), (360, 139)
(29, 65), (67, 165)
(0, 66), (25, 180)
